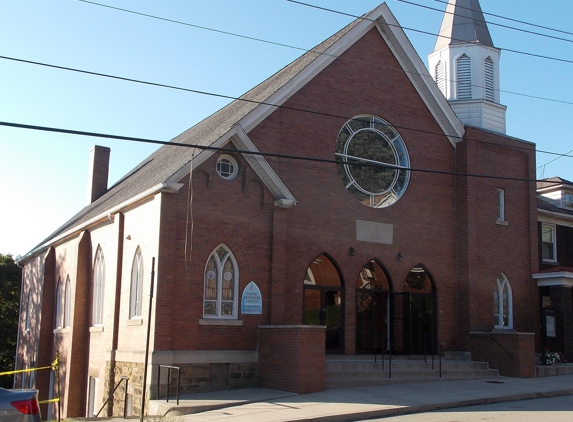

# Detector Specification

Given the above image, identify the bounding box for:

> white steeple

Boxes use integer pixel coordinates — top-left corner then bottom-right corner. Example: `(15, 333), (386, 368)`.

(428, 0), (506, 134)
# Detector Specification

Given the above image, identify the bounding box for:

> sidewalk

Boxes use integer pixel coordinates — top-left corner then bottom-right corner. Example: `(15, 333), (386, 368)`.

(143, 373), (573, 422)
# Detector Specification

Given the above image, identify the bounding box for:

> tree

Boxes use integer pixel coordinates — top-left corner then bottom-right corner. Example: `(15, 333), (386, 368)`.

(0, 253), (21, 388)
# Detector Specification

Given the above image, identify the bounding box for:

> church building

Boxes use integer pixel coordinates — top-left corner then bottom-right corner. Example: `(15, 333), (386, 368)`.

(16, 1), (540, 418)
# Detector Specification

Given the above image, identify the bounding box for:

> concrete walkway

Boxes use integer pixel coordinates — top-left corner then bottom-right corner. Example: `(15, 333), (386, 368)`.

(141, 373), (573, 422)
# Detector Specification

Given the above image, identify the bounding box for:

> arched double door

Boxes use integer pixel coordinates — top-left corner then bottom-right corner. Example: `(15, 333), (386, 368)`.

(356, 261), (436, 354)
(303, 255), (436, 355)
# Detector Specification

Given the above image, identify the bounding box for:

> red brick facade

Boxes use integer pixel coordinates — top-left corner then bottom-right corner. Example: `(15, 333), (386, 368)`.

(16, 8), (540, 418)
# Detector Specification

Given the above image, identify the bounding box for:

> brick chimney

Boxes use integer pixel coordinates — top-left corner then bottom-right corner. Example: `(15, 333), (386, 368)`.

(87, 145), (110, 204)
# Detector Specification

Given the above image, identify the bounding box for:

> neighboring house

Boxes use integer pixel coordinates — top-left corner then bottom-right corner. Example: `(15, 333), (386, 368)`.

(534, 177), (573, 362)
(16, 1), (540, 418)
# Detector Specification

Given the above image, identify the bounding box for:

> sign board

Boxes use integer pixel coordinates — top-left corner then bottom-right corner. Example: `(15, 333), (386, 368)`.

(546, 315), (556, 338)
(241, 281), (262, 315)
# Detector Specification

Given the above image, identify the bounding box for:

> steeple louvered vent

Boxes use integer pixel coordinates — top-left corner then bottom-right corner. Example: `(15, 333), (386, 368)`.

(485, 57), (494, 101)
(435, 60), (446, 96)
(456, 54), (471, 99)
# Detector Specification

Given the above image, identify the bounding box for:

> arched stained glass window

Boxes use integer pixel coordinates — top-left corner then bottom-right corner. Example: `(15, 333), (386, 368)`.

(55, 280), (62, 329)
(494, 273), (513, 329)
(203, 245), (239, 318)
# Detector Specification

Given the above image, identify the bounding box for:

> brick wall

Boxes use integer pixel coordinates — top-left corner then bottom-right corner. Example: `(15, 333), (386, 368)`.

(258, 326), (325, 394)
(470, 331), (535, 377)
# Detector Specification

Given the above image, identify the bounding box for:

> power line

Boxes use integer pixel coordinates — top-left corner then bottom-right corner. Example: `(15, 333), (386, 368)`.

(284, 0), (573, 65)
(428, 0), (573, 37)
(0, 119), (555, 185)
(73, 0), (573, 105)
(1, 53), (572, 161)
(397, 0), (573, 44)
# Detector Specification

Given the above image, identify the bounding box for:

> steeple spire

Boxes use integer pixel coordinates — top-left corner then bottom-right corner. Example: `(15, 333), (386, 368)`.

(428, 0), (506, 134)
(434, 0), (494, 51)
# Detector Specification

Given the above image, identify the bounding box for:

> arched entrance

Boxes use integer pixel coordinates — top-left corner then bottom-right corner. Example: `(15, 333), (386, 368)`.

(394, 264), (436, 354)
(303, 254), (344, 353)
(355, 260), (392, 353)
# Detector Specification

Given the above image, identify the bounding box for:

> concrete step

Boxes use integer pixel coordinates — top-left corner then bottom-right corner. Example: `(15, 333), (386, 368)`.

(325, 356), (499, 388)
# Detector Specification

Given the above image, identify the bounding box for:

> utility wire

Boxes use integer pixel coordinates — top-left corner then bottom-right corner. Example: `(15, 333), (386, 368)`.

(0, 120), (556, 185)
(0, 54), (571, 160)
(284, 0), (573, 64)
(73, 0), (573, 106)
(428, 0), (573, 37)
(398, 0), (573, 44)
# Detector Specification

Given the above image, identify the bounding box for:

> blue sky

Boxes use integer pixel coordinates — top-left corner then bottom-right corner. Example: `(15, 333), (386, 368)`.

(1, 0), (572, 256)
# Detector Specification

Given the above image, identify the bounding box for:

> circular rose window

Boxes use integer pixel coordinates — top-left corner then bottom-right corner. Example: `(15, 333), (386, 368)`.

(335, 115), (410, 208)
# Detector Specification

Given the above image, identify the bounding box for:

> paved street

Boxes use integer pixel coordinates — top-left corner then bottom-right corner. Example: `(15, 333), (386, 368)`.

(363, 395), (573, 422)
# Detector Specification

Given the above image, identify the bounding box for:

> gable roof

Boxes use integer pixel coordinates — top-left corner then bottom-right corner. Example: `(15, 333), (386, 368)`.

(434, 0), (494, 51)
(537, 176), (573, 192)
(21, 2), (464, 262)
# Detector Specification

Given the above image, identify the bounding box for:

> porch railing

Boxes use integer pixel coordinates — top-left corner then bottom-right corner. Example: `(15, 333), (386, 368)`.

(157, 365), (181, 405)
(96, 376), (129, 418)
(374, 331), (393, 378)
(424, 332), (442, 377)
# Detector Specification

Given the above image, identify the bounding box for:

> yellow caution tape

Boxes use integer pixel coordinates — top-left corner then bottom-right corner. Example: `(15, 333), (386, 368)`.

(38, 398), (60, 404)
(0, 357), (59, 377)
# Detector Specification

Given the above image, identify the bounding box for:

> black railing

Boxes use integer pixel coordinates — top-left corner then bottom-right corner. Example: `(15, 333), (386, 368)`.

(374, 331), (393, 378)
(96, 376), (129, 418)
(490, 336), (514, 360)
(424, 332), (442, 377)
(157, 365), (181, 405)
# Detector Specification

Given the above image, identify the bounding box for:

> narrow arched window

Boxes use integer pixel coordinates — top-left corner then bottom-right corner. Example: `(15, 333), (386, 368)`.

(494, 273), (513, 329)
(130, 248), (144, 319)
(203, 245), (239, 318)
(25, 291), (32, 331)
(456, 54), (472, 100)
(55, 280), (62, 329)
(64, 277), (71, 328)
(435, 60), (446, 96)
(93, 247), (105, 325)
(485, 57), (494, 101)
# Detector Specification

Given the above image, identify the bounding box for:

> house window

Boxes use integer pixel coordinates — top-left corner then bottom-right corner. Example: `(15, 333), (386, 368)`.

(216, 155), (238, 180)
(456, 54), (472, 100)
(497, 189), (505, 221)
(130, 248), (144, 319)
(494, 273), (513, 329)
(55, 280), (62, 329)
(93, 247), (105, 325)
(541, 223), (556, 262)
(203, 244), (239, 318)
(484, 57), (494, 101)
(64, 277), (71, 328)
(564, 193), (573, 209)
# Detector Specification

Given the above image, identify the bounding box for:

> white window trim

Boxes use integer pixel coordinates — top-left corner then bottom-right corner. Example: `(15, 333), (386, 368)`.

(216, 154), (239, 180)
(64, 277), (71, 328)
(494, 274), (513, 329)
(203, 244), (239, 319)
(25, 291), (32, 332)
(496, 188), (507, 224)
(541, 223), (557, 263)
(93, 248), (105, 326)
(55, 281), (62, 329)
(129, 248), (144, 319)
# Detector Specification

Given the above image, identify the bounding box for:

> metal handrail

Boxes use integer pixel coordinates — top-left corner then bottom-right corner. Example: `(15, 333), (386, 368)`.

(157, 365), (181, 405)
(374, 331), (393, 378)
(96, 376), (129, 418)
(424, 332), (442, 377)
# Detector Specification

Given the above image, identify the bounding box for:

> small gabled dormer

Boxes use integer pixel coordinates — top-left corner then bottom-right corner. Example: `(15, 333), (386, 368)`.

(537, 177), (573, 210)
(428, 0), (506, 134)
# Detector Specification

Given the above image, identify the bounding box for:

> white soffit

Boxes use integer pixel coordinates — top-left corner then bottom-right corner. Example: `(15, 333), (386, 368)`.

(534, 271), (573, 287)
